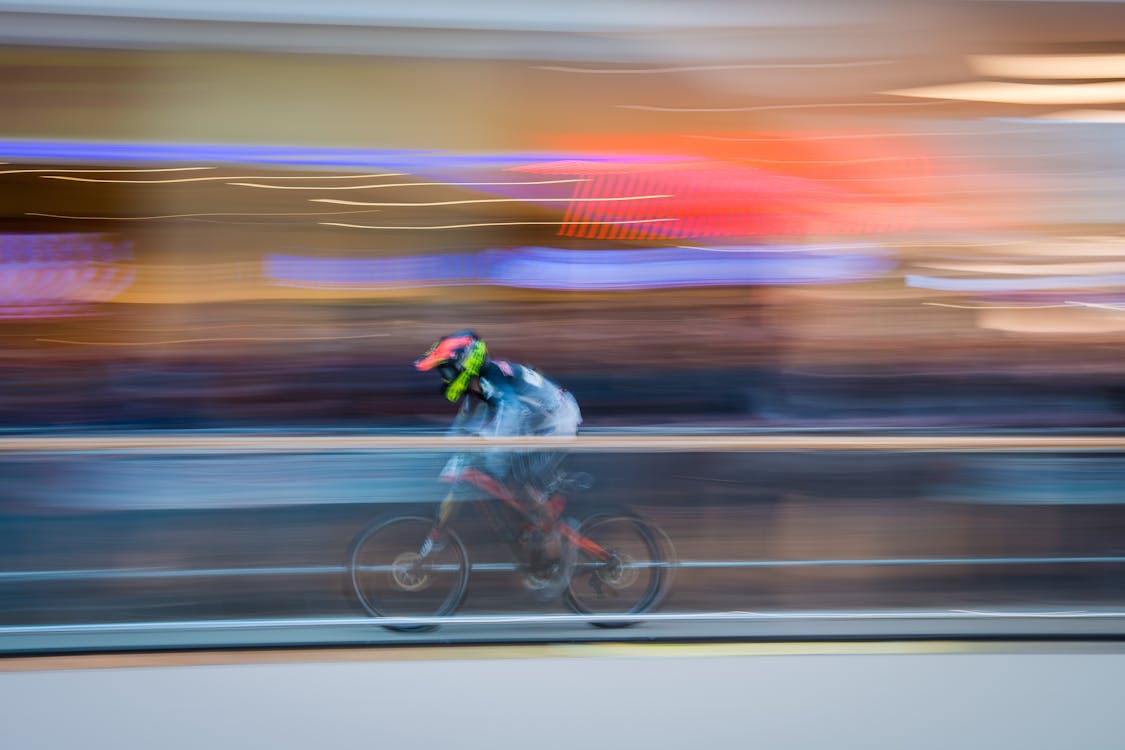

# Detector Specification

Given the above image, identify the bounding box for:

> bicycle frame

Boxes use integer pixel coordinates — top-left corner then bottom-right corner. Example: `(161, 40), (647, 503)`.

(428, 466), (612, 562)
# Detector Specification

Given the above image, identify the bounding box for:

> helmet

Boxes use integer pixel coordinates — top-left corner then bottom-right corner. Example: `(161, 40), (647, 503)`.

(414, 329), (488, 402)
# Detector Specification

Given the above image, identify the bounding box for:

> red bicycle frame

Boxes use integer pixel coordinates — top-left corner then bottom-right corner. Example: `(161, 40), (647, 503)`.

(432, 466), (610, 560)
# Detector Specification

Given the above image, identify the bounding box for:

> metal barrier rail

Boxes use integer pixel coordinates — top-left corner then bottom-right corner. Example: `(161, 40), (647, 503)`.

(5, 555), (1125, 583)
(4, 609), (1125, 638)
(0, 434), (1124, 453)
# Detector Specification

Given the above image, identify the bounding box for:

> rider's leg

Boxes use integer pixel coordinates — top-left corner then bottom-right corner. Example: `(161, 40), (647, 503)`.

(525, 392), (582, 508)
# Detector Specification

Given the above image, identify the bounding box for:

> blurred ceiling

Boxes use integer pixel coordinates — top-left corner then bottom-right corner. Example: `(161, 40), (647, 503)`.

(0, 0), (1122, 62)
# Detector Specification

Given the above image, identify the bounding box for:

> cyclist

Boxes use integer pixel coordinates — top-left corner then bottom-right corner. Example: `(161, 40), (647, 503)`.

(414, 329), (583, 590)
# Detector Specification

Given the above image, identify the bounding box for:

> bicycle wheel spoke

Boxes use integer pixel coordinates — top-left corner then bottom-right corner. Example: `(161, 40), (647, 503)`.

(565, 514), (668, 620)
(349, 516), (469, 626)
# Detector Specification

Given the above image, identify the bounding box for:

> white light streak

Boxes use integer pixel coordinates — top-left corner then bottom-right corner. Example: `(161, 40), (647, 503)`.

(923, 302), (1072, 310)
(617, 101), (955, 113)
(1065, 300), (1125, 312)
(43, 172), (405, 184)
(231, 178), (589, 190)
(27, 210), (384, 220)
(320, 218), (678, 230)
(536, 59), (895, 74)
(3, 166), (212, 176)
(311, 194), (671, 207)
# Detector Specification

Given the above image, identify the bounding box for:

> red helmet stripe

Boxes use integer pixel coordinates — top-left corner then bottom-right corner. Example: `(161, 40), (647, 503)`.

(414, 335), (474, 371)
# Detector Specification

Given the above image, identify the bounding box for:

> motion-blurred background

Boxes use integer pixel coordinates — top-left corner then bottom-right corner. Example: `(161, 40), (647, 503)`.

(0, 1), (1123, 637)
(1, 0), (1122, 430)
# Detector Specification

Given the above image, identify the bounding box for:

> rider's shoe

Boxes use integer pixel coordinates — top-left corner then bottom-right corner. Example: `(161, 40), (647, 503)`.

(561, 471), (594, 492)
(545, 471), (594, 495)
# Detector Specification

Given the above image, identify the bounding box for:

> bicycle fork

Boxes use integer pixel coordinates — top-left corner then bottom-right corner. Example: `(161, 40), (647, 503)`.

(419, 489), (457, 558)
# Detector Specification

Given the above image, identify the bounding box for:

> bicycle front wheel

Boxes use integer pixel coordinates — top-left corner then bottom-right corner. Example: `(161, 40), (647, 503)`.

(348, 515), (469, 631)
(564, 512), (669, 627)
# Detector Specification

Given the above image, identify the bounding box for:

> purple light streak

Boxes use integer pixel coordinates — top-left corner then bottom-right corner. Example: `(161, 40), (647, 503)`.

(266, 245), (893, 291)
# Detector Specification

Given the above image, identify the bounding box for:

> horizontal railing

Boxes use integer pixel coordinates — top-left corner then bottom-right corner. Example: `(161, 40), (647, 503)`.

(4, 555), (1125, 584)
(4, 609), (1125, 638)
(0, 434), (1123, 453)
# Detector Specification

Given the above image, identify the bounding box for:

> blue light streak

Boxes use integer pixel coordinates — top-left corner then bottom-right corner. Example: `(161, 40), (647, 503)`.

(0, 139), (655, 170)
(266, 245), (892, 291)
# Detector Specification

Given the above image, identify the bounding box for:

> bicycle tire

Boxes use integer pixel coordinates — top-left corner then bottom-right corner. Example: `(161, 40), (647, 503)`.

(348, 515), (469, 632)
(563, 510), (670, 628)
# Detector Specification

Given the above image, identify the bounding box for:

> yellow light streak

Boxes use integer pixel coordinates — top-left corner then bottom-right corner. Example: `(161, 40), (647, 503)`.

(884, 80), (1125, 105)
(969, 53), (1125, 80)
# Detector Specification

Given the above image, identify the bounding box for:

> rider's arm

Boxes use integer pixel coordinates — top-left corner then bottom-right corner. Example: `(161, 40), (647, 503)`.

(447, 397), (481, 436)
(440, 399), (484, 482)
(477, 385), (531, 479)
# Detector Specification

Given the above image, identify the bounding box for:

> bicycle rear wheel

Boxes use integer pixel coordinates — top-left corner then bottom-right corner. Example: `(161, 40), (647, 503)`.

(564, 512), (669, 627)
(348, 515), (469, 632)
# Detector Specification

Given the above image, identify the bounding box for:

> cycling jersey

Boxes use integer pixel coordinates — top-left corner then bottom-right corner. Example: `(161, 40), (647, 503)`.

(443, 360), (581, 487)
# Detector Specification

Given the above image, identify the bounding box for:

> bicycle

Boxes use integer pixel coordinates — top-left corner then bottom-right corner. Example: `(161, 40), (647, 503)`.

(347, 466), (671, 631)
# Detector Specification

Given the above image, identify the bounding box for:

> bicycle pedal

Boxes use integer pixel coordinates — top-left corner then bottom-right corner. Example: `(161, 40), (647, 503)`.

(522, 553), (575, 601)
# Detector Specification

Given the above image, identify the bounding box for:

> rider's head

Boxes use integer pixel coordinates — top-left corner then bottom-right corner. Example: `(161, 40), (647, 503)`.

(414, 329), (488, 403)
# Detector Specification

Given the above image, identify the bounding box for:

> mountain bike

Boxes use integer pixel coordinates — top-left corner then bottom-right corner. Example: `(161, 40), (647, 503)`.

(348, 466), (671, 631)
